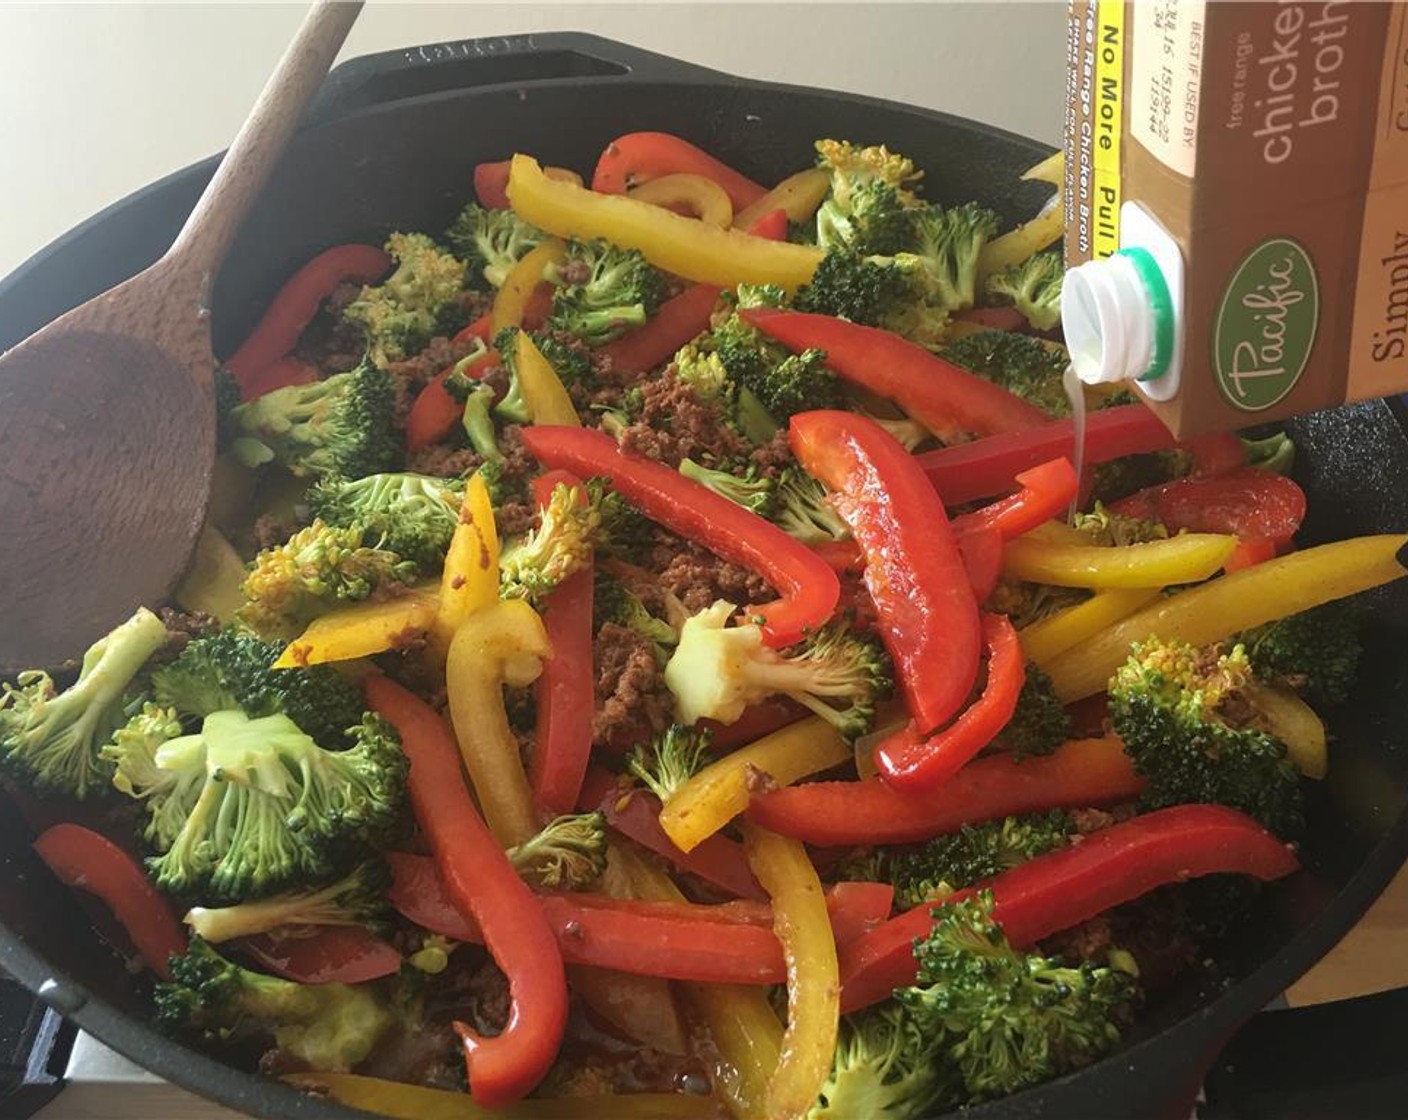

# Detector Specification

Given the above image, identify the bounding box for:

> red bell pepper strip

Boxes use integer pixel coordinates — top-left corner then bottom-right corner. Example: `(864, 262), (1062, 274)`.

(386, 854), (890, 979)
(406, 348), (499, 453)
(521, 426), (839, 648)
(791, 409), (980, 733)
(748, 735), (1143, 846)
(745, 310), (1050, 442)
(917, 404), (1178, 506)
(1223, 536), (1279, 573)
(746, 208), (789, 241)
(529, 472), (597, 818)
(239, 927), (402, 985)
(597, 284), (721, 375)
(475, 160), (513, 209)
(591, 132), (768, 211)
(874, 614), (1025, 791)
(224, 243), (390, 393)
(242, 355), (320, 400)
(33, 824), (186, 980)
(580, 768), (765, 900)
(838, 803), (1299, 1012)
(703, 697), (809, 752)
(1110, 468), (1307, 544)
(1186, 431), (1247, 477)
(364, 675), (567, 1107)
(811, 531), (1004, 604)
(952, 457), (1079, 542)
(955, 523), (1004, 603)
(454, 311), (495, 346)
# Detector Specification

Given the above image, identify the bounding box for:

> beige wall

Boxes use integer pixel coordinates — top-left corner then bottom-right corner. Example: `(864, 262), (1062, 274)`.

(0, 1), (1065, 278)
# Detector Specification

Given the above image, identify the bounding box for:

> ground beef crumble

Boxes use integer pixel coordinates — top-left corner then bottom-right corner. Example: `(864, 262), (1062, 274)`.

(616, 373), (748, 468)
(593, 622), (673, 748)
(650, 532), (773, 614)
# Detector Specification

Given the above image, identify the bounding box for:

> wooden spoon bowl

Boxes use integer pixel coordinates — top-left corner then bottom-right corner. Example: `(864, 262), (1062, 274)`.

(0, 1), (362, 672)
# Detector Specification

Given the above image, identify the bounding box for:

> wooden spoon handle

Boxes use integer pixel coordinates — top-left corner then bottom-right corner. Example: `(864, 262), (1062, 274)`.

(165, 0), (363, 288)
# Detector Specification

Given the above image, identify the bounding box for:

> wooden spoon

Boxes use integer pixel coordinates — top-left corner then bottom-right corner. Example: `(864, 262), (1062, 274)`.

(0, 1), (363, 672)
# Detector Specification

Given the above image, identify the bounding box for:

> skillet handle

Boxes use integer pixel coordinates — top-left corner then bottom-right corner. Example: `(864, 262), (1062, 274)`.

(306, 32), (726, 124)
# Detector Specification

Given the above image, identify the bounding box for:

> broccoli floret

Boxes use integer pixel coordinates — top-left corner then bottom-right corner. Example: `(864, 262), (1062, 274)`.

(901, 202), (1001, 314)
(459, 383), (502, 461)
(985, 250), (1064, 331)
(0, 607), (169, 799)
(184, 861), (391, 943)
(593, 572), (677, 657)
(809, 1003), (952, 1119)
(546, 239), (665, 345)
(794, 249), (914, 327)
(679, 458), (776, 516)
(106, 709), (406, 901)
(1072, 502), (1169, 547)
(445, 202), (544, 288)
(150, 628), (364, 749)
(672, 342), (780, 446)
(736, 283), (789, 310)
(1240, 431), (1296, 475)
(814, 139), (923, 256)
(214, 365), (243, 445)
(993, 664), (1072, 758)
(508, 811), (608, 889)
(871, 812), (1075, 911)
(499, 480), (605, 605)
(664, 602), (892, 741)
(774, 465), (850, 545)
(711, 313), (841, 422)
(238, 520), (418, 640)
(1108, 636), (1304, 836)
(156, 937), (398, 1072)
(941, 330), (1070, 417)
(307, 472), (465, 571)
(1088, 450), (1193, 506)
(228, 358), (398, 480)
(1237, 604), (1362, 708)
(589, 480), (655, 560)
(898, 891), (1136, 1105)
(343, 232), (467, 365)
(988, 579), (1090, 630)
(627, 724), (715, 804)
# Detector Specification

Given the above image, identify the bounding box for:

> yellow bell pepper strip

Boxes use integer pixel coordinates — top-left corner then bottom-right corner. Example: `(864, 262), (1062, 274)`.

(513, 330), (580, 428)
(175, 526), (247, 623)
(978, 151), (1065, 277)
(1018, 588), (1163, 666)
(492, 237), (567, 333)
(610, 843), (782, 1120)
(660, 716), (850, 853)
(1044, 534), (1408, 702)
(1003, 532), (1237, 589)
(283, 1073), (723, 1120)
(627, 172), (734, 228)
(506, 154), (824, 291)
(445, 599), (550, 848)
(741, 822), (839, 1120)
(432, 471), (500, 656)
(273, 585), (440, 668)
(733, 167), (832, 229)
(1246, 680), (1328, 780)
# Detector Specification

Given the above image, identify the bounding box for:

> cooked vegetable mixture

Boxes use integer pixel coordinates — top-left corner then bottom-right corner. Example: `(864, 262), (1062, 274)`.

(5, 130), (1404, 1120)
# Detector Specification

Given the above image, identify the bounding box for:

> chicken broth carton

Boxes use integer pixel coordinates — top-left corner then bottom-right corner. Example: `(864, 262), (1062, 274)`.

(1062, 0), (1408, 435)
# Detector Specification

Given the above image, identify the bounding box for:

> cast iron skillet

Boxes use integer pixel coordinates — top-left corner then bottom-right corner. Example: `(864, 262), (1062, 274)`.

(1, 34), (1406, 1120)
